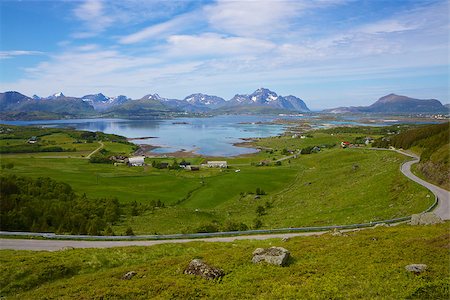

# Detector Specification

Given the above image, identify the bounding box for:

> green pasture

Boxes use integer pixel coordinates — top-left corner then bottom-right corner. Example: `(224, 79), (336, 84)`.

(0, 125), (435, 234)
(1, 223), (448, 299)
(0, 146), (433, 234)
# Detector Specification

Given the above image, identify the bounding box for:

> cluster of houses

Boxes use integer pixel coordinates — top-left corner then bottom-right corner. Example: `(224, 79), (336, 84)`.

(341, 137), (374, 148)
(121, 156), (228, 170)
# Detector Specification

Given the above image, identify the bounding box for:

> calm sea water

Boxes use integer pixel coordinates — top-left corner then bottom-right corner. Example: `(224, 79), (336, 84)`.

(2, 115), (288, 156)
(2, 115), (439, 156)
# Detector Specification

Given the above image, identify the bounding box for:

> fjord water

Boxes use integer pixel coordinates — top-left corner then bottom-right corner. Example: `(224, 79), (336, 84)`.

(3, 115), (287, 156)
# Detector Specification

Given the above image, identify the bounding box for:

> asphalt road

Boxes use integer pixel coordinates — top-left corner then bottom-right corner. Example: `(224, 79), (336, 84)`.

(396, 150), (449, 220)
(1, 148), (448, 251)
(0, 231), (328, 251)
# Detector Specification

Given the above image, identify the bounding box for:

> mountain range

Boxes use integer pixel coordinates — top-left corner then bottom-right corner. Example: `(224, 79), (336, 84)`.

(0, 88), (310, 119)
(325, 94), (447, 114)
(1, 89), (447, 120)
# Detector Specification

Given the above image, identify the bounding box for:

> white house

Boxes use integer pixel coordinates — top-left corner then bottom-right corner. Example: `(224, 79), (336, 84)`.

(206, 161), (227, 168)
(127, 156), (145, 166)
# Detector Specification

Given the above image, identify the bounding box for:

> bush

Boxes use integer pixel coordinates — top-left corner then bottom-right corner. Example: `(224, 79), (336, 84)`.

(196, 222), (219, 233)
(125, 227), (135, 236)
(222, 221), (248, 232)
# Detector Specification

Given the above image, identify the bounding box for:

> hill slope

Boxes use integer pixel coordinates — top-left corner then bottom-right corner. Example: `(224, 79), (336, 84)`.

(373, 122), (449, 189)
(1, 224), (448, 299)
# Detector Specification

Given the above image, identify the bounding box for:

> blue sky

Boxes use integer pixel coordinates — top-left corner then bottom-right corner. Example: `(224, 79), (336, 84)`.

(0, 0), (448, 109)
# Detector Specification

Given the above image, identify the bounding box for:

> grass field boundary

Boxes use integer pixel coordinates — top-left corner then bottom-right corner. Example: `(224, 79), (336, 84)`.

(0, 148), (439, 241)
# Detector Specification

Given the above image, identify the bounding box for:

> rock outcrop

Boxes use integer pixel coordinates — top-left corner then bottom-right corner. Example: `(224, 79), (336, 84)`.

(410, 212), (443, 225)
(405, 264), (428, 274)
(184, 259), (224, 280)
(252, 247), (290, 266)
(121, 271), (137, 280)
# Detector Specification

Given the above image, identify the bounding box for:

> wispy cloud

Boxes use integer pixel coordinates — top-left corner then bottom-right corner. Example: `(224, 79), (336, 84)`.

(119, 12), (200, 44)
(72, 0), (113, 38)
(0, 50), (45, 59)
(164, 33), (276, 57)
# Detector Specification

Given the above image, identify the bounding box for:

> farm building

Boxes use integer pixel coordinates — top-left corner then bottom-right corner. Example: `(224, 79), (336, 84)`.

(28, 136), (38, 144)
(127, 156), (145, 166)
(206, 161), (227, 168)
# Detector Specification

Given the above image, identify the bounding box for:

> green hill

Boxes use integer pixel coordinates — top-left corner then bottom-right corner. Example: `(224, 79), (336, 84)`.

(374, 122), (449, 189)
(0, 223), (448, 299)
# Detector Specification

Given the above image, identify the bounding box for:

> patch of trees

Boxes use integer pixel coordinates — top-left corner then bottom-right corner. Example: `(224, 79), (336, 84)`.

(0, 175), (121, 235)
(0, 144), (75, 154)
(372, 122), (449, 161)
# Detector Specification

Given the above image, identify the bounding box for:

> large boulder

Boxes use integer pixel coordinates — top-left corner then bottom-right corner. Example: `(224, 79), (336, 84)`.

(410, 213), (443, 225)
(405, 264), (428, 274)
(252, 247), (290, 266)
(184, 259), (224, 280)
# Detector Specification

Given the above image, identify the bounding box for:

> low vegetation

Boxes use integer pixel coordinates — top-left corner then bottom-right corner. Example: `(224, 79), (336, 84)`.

(373, 122), (449, 189)
(0, 223), (448, 299)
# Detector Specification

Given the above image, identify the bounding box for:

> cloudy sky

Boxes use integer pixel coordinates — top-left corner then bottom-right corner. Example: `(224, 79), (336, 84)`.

(0, 0), (448, 109)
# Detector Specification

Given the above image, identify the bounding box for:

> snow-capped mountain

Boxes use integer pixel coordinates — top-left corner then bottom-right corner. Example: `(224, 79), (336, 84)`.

(46, 92), (65, 99)
(81, 93), (109, 103)
(227, 88), (310, 112)
(183, 93), (226, 109)
(81, 93), (131, 111)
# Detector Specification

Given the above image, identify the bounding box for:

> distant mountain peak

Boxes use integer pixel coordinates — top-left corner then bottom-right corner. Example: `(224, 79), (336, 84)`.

(324, 93), (445, 113)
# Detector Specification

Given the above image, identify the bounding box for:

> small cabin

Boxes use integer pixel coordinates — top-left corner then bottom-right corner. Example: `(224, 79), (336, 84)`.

(127, 156), (145, 166)
(179, 161), (191, 168)
(341, 141), (351, 148)
(28, 136), (38, 144)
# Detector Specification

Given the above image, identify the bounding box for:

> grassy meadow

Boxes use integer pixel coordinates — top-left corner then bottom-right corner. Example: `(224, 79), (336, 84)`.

(1, 223), (448, 299)
(0, 125), (434, 234)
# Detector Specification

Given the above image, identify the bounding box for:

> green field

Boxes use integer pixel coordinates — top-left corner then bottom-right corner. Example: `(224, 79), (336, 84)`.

(0, 144), (433, 235)
(1, 223), (448, 299)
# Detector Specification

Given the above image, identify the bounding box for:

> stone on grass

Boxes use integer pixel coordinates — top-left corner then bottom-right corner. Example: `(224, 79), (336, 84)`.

(410, 213), (443, 225)
(252, 247), (290, 266)
(405, 264), (428, 274)
(281, 237), (290, 242)
(372, 223), (388, 229)
(184, 259), (224, 280)
(122, 271), (137, 280)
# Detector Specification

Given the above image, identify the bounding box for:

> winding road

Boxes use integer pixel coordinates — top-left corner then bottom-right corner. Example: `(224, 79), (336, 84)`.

(1, 149), (448, 251)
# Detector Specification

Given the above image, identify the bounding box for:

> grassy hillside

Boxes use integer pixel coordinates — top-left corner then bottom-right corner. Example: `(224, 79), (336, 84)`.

(1, 223), (448, 299)
(373, 122), (449, 189)
(1, 147), (433, 235)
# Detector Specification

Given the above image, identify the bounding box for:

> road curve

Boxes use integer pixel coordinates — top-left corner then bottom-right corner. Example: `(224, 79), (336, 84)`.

(1, 149), (448, 251)
(395, 150), (449, 220)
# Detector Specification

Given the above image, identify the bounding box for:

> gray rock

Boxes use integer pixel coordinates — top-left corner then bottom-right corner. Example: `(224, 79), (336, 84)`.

(184, 259), (224, 280)
(410, 212), (443, 225)
(122, 271), (137, 280)
(252, 246), (290, 266)
(372, 223), (388, 229)
(59, 246), (75, 251)
(405, 264), (428, 274)
(281, 237), (290, 242)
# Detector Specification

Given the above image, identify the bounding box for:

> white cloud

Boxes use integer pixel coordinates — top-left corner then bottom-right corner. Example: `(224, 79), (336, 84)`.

(204, 0), (303, 37)
(0, 50), (45, 59)
(73, 0), (113, 37)
(164, 33), (276, 57)
(119, 12), (199, 44)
